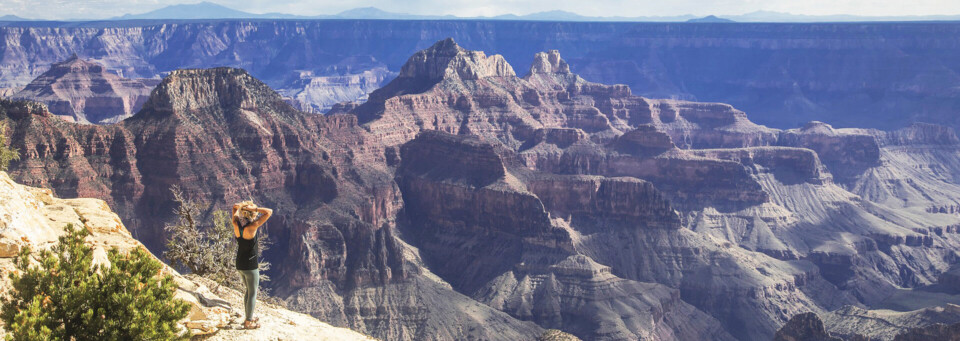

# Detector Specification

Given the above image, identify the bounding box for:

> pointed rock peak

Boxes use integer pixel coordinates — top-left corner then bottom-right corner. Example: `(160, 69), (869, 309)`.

(397, 38), (516, 82)
(427, 37), (462, 55)
(51, 54), (103, 73)
(136, 67), (301, 124)
(352, 39), (516, 123)
(529, 50), (570, 74)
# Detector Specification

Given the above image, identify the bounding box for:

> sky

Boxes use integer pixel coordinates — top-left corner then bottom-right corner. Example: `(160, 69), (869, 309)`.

(1, 0), (956, 20)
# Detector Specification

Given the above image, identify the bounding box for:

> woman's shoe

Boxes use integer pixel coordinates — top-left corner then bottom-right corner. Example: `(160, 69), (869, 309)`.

(243, 319), (261, 329)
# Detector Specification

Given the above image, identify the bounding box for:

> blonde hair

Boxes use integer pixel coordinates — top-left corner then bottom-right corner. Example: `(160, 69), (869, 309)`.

(236, 200), (258, 219)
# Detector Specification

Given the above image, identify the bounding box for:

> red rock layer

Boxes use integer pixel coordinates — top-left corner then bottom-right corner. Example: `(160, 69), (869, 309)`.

(12, 55), (158, 124)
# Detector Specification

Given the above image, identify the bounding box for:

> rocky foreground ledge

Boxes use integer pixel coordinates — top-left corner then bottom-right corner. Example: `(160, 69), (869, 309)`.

(0, 171), (375, 340)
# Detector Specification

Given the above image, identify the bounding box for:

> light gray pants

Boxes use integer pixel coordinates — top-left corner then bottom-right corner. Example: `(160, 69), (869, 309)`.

(239, 269), (259, 321)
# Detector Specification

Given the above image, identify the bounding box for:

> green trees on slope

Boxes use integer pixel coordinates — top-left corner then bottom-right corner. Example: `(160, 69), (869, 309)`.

(0, 121), (19, 172)
(1, 224), (190, 341)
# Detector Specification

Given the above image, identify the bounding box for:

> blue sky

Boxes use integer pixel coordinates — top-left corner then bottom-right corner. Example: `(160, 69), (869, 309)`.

(2, 0), (953, 20)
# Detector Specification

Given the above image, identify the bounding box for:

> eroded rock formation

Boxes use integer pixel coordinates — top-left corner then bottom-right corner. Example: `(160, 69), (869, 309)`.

(10, 55), (158, 124)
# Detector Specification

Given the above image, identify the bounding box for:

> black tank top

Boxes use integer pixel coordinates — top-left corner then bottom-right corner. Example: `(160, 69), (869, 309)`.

(235, 217), (259, 270)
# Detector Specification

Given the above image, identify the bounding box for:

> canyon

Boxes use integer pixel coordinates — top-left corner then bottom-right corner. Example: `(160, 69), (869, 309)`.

(3, 37), (960, 341)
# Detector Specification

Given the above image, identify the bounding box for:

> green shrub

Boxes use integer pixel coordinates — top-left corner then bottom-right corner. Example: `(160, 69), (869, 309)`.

(0, 224), (190, 341)
(0, 121), (19, 172)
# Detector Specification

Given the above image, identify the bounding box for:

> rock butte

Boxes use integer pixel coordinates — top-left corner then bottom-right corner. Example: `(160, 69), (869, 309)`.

(3, 38), (960, 340)
(10, 55), (158, 124)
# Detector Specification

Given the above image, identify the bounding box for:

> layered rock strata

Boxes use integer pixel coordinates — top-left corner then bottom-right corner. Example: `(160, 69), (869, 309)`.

(397, 131), (733, 340)
(11, 55), (158, 124)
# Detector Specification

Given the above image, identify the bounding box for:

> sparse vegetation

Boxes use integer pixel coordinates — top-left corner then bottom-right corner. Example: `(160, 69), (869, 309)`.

(0, 121), (19, 172)
(0, 224), (190, 341)
(164, 186), (272, 293)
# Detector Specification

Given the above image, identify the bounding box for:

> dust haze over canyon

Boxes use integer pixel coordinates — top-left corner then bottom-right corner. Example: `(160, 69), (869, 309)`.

(2, 18), (960, 341)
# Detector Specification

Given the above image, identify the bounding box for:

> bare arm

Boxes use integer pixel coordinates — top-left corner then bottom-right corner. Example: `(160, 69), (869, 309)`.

(231, 212), (241, 238)
(242, 207), (273, 240)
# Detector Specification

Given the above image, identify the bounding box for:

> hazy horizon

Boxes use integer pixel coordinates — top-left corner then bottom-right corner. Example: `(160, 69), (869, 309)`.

(2, 0), (956, 21)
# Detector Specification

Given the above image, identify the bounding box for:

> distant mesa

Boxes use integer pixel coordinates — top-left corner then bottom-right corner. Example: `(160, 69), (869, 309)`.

(687, 15), (735, 23)
(334, 7), (449, 20)
(10, 55), (158, 124)
(336, 7), (400, 19)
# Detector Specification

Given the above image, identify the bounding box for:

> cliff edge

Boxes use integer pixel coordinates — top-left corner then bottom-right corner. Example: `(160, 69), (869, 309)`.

(0, 171), (374, 340)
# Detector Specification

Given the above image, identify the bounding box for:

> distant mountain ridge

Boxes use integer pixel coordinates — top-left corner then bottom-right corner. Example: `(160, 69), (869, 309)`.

(113, 1), (262, 20)
(112, 1), (310, 20)
(0, 15), (27, 21)
(101, 3), (960, 22)
(687, 15), (735, 23)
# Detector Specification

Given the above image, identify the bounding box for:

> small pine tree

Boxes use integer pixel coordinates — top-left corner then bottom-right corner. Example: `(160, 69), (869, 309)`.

(97, 248), (189, 340)
(3, 297), (53, 341)
(0, 121), (19, 171)
(0, 224), (190, 340)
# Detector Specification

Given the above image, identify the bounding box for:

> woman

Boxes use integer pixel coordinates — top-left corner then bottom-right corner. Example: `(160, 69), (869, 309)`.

(231, 200), (273, 330)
